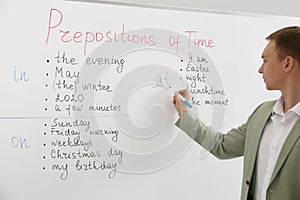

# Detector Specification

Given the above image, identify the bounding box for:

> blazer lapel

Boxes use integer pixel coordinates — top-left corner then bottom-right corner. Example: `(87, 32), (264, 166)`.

(246, 102), (275, 179)
(270, 118), (300, 184)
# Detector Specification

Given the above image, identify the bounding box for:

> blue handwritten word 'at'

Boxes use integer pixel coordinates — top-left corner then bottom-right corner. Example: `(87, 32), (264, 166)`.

(11, 137), (30, 149)
(13, 67), (30, 82)
(153, 70), (171, 89)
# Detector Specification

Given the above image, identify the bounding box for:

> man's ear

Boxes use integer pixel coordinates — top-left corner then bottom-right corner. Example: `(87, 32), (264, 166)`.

(284, 56), (295, 72)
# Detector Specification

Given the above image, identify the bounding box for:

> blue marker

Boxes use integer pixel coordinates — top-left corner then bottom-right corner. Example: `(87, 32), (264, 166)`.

(178, 93), (193, 108)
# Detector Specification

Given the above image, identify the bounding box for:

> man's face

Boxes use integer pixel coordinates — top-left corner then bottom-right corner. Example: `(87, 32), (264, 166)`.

(258, 40), (286, 91)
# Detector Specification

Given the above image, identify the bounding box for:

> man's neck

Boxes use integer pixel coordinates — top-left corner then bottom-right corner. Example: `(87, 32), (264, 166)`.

(282, 92), (300, 113)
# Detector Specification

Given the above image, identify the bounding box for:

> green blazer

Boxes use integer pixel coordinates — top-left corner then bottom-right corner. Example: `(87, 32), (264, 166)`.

(176, 100), (300, 200)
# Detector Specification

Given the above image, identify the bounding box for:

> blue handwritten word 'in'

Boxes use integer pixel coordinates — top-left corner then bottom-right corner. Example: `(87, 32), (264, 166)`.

(13, 67), (30, 82)
(11, 137), (30, 149)
(154, 70), (171, 89)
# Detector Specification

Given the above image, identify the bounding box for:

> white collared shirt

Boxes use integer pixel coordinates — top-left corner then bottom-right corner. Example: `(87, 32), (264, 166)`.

(254, 97), (300, 200)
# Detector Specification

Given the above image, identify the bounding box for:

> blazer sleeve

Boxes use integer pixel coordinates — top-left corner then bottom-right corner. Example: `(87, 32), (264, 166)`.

(175, 106), (261, 159)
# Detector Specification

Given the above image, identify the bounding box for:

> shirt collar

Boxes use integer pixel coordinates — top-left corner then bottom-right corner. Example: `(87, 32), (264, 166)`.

(272, 96), (300, 116)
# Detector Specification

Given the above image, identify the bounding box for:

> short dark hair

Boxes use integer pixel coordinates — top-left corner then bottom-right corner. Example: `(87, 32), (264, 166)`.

(266, 26), (300, 65)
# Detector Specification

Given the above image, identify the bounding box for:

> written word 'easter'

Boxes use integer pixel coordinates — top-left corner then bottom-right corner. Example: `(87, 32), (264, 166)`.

(186, 63), (209, 73)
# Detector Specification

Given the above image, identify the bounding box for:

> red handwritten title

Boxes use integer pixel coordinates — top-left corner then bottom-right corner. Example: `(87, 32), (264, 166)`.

(45, 8), (215, 54)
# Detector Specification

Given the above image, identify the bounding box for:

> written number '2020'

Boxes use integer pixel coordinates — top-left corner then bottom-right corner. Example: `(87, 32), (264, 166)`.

(55, 93), (84, 103)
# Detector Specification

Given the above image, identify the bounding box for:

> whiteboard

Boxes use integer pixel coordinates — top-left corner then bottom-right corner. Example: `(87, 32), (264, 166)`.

(0, 0), (299, 199)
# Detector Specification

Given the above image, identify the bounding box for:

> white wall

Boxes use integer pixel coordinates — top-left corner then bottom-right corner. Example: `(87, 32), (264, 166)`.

(87, 0), (300, 18)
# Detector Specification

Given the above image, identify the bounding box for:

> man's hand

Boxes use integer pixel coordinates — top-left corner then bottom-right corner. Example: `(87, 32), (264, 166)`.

(173, 88), (190, 117)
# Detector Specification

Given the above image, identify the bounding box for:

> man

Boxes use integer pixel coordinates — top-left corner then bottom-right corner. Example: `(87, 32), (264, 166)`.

(173, 26), (300, 200)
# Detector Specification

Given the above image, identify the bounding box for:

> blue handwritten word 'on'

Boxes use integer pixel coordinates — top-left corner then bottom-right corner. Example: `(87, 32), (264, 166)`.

(13, 67), (30, 82)
(11, 137), (30, 149)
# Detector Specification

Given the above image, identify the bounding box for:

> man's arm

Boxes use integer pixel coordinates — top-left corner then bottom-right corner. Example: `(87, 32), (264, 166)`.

(176, 109), (246, 159)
